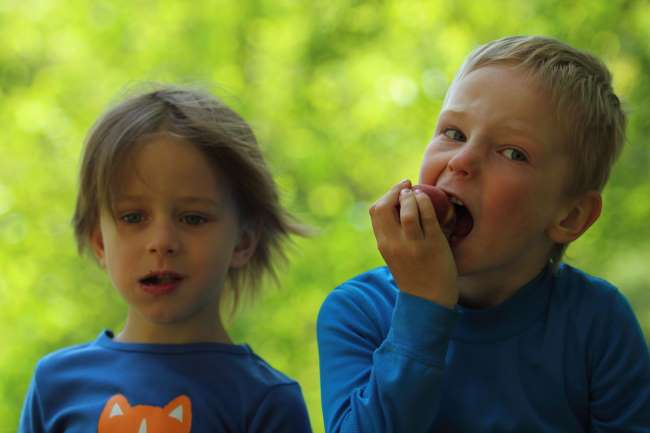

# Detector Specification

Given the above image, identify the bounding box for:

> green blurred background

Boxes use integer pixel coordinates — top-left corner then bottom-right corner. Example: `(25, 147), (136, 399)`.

(1, 0), (649, 431)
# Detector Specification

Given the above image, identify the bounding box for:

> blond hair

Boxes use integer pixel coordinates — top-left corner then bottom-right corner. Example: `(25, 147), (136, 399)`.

(73, 84), (308, 308)
(451, 35), (626, 268)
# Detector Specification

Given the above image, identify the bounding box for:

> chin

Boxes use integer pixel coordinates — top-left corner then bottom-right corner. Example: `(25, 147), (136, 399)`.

(140, 307), (187, 325)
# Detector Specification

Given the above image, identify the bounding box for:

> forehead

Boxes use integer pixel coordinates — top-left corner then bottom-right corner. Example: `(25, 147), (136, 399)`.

(443, 65), (565, 149)
(445, 66), (548, 120)
(112, 134), (225, 201)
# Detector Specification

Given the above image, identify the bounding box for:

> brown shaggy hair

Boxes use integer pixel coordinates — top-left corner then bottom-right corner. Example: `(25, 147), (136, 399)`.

(73, 84), (309, 309)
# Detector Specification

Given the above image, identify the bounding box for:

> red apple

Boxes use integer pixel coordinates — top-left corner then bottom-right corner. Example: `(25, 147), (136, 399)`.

(412, 184), (455, 228)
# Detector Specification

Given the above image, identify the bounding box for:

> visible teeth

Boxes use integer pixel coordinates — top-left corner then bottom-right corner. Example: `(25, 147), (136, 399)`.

(449, 196), (465, 207)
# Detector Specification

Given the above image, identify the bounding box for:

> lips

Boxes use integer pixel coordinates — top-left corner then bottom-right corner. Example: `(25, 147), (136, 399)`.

(139, 271), (185, 295)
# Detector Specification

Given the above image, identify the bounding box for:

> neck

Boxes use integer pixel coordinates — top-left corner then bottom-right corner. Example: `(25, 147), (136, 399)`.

(115, 311), (232, 345)
(457, 262), (548, 309)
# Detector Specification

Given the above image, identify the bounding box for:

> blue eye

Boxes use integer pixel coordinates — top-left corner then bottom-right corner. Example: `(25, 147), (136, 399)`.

(443, 128), (466, 141)
(120, 213), (144, 224)
(502, 148), (528, 162)
(182, 214), (208, 225)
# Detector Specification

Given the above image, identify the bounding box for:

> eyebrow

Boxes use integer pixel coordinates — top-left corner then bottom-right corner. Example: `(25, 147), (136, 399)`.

(438, 109), (544, 147)
(114, 195), (221, 208)
(438, 108), (467, 120)
(494, 124), (545, 149)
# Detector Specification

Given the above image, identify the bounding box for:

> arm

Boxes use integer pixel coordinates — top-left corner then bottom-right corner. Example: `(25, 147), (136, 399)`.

(318, 284), (457, 433)
(589, 290), (650, 432)
(248, 383), (313, 433)
(19, 376), (45, 433)
(318, 180), (460, 433)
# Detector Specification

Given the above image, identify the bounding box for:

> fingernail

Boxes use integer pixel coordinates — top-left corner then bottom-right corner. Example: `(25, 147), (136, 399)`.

(400, 188), (411, 196)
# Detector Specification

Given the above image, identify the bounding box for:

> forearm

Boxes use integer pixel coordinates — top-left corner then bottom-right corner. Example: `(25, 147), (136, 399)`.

(319, 290), (458, 433)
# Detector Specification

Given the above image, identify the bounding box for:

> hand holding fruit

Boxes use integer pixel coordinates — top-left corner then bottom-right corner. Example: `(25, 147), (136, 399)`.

(397, 184), (455, 237)
(370, 180), (459, 308)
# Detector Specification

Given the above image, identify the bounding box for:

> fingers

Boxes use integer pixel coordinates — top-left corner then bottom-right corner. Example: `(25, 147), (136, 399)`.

(399, 188), (424, 240)
(370, 178), (451, 246)
(372, 179), (411, 213)
(414, 188), (442, 239)
(370, 179), (411, 239)
(370, 179), (445, 241)
(370, 181), (458, 307)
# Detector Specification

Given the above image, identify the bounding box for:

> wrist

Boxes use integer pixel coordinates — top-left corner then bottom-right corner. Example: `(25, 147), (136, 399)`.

(388, 291), (459, 358)
(399, 284), (458, 310)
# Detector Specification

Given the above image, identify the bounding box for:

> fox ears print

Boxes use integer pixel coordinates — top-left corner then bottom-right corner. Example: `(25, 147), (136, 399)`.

(98, 394), (192, 433)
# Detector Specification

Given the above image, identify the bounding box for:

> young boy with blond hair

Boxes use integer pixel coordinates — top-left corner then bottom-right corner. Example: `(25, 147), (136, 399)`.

(318, 35), (650, 432)
(20, 85), (313, 432)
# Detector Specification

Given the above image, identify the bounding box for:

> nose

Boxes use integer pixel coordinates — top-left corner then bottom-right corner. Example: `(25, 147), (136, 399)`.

(446, 140), (482, 178)
(147, 220), (180, 257)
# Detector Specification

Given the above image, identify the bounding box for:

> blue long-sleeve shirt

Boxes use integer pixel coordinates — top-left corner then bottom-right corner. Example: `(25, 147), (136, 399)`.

(317, 264), (650, 432)
(20, 331), (312, 433)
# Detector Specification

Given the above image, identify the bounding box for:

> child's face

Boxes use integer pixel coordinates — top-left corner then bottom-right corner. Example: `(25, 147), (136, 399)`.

(90, 134), (254, 341)
(419, 65), (574, 296)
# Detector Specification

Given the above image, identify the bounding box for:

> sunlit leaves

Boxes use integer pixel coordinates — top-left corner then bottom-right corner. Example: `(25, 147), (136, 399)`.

(2, 1), (650, 431)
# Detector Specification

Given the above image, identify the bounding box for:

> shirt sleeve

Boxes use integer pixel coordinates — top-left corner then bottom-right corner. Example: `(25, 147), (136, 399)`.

(589, 289), (650, 432)
(248, 383), (313, 433)
(19, 375), (45, 433)
(317, 283), (459, 433)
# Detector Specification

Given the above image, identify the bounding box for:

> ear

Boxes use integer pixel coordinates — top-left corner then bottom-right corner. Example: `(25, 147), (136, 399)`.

(89, 225), (106, 268)
(230, 226), (259, 268)
(547, 190), (602, 244)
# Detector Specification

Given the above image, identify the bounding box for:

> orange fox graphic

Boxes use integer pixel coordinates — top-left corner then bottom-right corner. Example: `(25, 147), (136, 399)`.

(98, 394), (192, 433)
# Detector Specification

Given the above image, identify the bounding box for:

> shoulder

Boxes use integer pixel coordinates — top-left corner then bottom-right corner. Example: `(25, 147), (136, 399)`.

(240, 352), (312, 432)
(318, 266), (397, 322)
(28, 337), (104, 403)
(554, 267), (650, 422)
(552, 263), (632, 319)
(317, 267), (397, 340)
(33, 339), (98, 379)
(238, 350), (300, 390)
(552, 264), (645, 355)
(247, 380), (311, 431)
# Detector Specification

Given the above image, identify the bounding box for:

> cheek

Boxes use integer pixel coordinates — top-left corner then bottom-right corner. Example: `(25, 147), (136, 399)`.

(102, 236), (137, 277)
(484, 180), (547, 225)
(418, 144), (448, 184)
(192, 233), (238, 270)
(103, 244), (127, 279)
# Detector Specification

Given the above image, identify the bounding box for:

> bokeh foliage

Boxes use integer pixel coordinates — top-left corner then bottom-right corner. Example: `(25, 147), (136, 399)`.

(1, 1), (649, 432)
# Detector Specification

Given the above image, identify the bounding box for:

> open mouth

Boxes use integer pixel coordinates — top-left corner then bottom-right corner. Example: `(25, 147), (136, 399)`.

(139, 271), (184, 294)
(448, 196), (474, 245)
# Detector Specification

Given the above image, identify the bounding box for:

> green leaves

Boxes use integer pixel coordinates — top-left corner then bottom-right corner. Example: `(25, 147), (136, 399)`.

(2, 1), (649, 431)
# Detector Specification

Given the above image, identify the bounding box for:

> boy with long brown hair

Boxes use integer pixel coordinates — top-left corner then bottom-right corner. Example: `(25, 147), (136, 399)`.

(20, 85), (313, 433)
